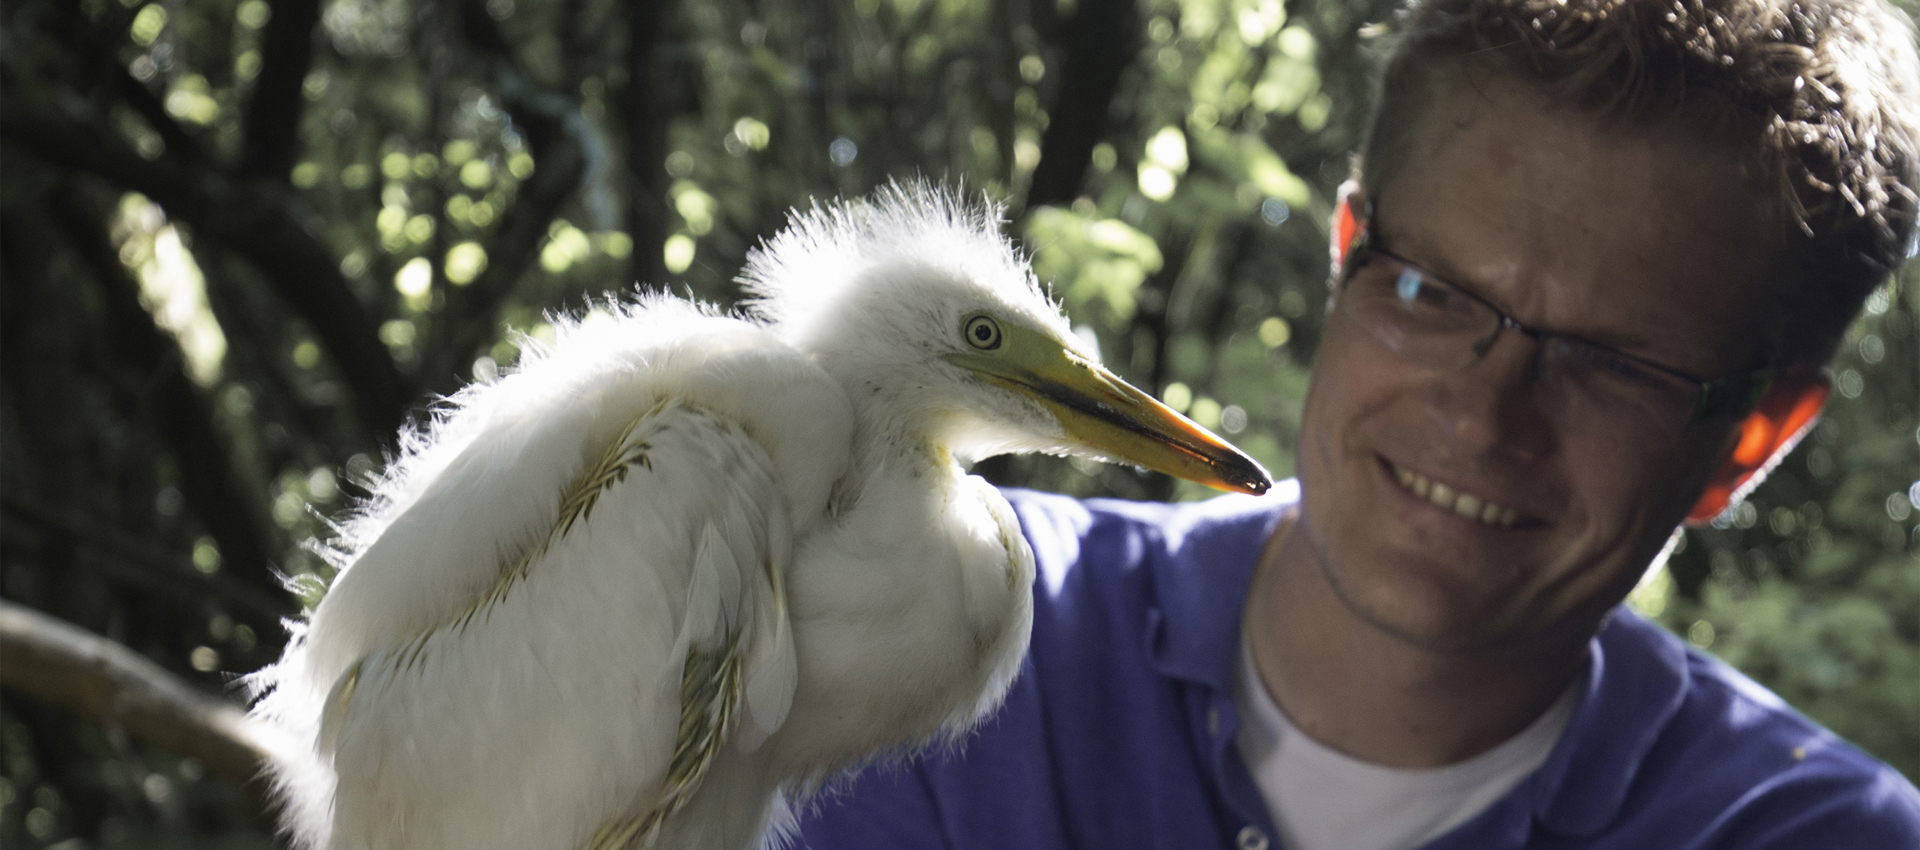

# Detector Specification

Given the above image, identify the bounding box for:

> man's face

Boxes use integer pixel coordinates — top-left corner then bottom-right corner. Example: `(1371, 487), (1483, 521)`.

(1295, 75), (1774, 653)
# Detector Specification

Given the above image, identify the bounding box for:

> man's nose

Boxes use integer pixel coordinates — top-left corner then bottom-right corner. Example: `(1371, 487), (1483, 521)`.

(1422, 326), (1555, 462)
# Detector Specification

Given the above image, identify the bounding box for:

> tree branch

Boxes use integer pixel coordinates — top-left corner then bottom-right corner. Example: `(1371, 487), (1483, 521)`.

(1024, 0), (1140, 209)
(112, 66), (208, 165)
(0, 600), (272, 788)
(0, 498), (298, 630)
(0, 104), (414, 442)
(623, 0), (672, 290)
(44, 187), (288, 592)
(240, 0), (324, 180)
(202, 250), (360, 458)
(417, 0), (597, 394)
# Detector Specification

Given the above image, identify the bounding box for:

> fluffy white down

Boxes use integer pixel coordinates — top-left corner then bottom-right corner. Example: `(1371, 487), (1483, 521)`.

(249, 185), (1055, 850)
(251, 298), (854, 849)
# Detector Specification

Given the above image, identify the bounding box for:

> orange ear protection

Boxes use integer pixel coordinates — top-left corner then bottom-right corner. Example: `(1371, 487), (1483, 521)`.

(1331, 185), (1363, 274)
(1686, 379), (1829, 523)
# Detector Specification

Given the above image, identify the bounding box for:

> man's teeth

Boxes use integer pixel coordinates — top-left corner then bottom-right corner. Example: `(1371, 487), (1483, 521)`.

(1393, 464), (1519, 528)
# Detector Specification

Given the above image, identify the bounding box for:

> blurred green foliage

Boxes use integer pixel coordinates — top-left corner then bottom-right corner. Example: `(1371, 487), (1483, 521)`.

(0, 0), (1913, 844)
(1633, 271), (1920, 779)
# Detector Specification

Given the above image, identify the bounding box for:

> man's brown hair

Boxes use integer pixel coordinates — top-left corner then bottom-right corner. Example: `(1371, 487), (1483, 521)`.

(1361, 0), (1920, 370)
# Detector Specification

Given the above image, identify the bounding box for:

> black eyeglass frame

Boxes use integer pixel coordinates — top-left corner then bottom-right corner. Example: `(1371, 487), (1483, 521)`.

(1338, 221), (1776, 424)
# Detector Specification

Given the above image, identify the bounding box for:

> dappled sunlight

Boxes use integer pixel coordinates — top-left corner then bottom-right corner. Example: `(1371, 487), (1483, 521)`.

(112, 194), (228, 387)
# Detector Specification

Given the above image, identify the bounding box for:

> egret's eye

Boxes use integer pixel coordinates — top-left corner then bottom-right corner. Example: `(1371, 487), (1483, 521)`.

(964, 315), (1002, 351)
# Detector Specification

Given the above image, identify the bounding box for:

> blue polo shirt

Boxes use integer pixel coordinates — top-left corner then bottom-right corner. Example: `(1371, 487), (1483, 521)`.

(796, 484), (1920, 849)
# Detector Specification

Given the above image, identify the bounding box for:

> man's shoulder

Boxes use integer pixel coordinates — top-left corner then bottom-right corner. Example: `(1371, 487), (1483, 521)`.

(1602, 611), (1904, 783)
(1580, 613), (1920, 846)
(998, 483), (1297, 595)
(794, 487), (1294, 849)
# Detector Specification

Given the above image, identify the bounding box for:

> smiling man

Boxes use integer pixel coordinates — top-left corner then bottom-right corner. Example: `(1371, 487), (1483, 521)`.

(798, 1), (1920, 848)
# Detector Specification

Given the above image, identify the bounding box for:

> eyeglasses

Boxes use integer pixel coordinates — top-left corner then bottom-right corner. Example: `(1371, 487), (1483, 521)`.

(1335, 224), (1774, 442)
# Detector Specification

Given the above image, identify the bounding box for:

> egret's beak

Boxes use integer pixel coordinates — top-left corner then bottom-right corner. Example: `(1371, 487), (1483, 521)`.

(947, 326), (1271, 496)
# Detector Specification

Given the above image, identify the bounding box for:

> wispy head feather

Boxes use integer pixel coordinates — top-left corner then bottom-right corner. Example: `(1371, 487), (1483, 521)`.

(738, 181), (1060, 344)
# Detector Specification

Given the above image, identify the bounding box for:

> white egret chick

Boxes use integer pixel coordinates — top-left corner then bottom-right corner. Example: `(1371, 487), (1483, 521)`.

(248, 184), (1270, 850)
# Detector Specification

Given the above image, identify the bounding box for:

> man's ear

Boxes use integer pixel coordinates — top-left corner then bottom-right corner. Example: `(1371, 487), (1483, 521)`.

(1331, 181), (1364, 274)
(1686, 374), (1830, 523)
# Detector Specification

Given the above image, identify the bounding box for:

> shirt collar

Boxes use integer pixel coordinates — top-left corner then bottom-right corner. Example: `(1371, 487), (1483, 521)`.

(1128, 481), (1690, 838)
(1524, 609), (1691, 835)
(1140, 481), (1299, 690)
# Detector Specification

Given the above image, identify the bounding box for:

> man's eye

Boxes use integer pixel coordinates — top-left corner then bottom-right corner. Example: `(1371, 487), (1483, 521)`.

(1395, 270), (1460, 310)
(1560, 340), (1660, 385)
(1394, 270), (1424, 304)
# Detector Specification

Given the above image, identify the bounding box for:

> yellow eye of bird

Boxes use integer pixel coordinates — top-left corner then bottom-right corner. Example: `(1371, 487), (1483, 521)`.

(964, 315), (1002, 351)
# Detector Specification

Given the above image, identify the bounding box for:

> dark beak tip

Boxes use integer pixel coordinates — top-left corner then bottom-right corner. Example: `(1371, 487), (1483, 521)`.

(1229, 459), (1273, 496)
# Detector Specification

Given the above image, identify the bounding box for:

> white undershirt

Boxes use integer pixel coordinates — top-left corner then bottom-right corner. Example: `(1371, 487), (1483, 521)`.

(1233, 641), (1579, 850)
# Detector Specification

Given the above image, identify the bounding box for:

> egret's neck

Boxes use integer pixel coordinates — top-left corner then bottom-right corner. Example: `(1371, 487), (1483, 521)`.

(848, 393), (955, 492)
(813, 349), (964, 508)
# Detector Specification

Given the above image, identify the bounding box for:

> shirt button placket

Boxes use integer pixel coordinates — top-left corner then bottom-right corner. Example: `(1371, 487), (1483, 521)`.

(1236, 825), (1269, 850)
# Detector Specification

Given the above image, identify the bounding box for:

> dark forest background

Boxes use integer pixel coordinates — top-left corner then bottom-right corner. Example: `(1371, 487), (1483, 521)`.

(0, 0), (1915, 845)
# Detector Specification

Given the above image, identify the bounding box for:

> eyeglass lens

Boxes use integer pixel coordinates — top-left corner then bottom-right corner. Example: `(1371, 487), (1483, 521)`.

(1340, 252), (1703, 442)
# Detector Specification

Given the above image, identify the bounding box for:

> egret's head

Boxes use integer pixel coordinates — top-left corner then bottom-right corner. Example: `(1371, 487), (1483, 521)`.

(743, 182), (1269, 495)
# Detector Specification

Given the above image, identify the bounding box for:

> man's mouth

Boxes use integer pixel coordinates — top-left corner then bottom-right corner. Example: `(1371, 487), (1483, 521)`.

(1387, 460), (1521, 528)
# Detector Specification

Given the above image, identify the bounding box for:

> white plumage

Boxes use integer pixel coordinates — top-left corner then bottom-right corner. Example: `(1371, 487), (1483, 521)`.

(248, 184), (1267, 850)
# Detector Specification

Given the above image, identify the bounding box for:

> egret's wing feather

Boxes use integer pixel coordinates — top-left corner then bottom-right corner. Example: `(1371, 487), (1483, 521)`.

(247, 303), (852, 850)
(250, 302), (850, 850)
(591, 432), (792, 850)
(681, 522), (744, 650)
(285, 303), (844, 697)
(709, 456), (798, 751)
(318, 403), (798, 850)
(737, 517), (796, 749)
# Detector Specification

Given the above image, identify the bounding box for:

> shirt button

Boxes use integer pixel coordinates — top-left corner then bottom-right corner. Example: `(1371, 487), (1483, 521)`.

(1237, 825), (1269, 850)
